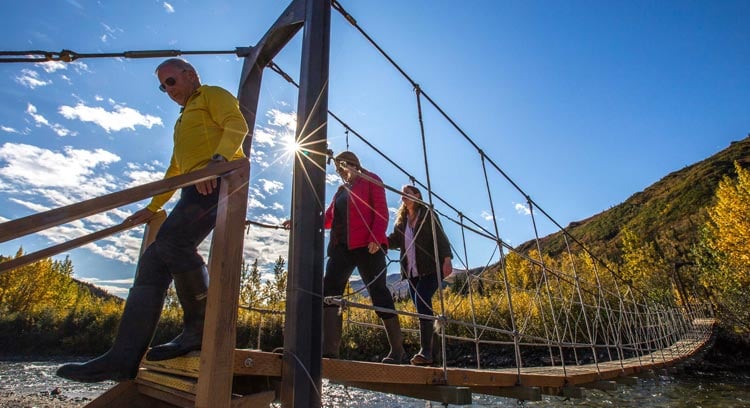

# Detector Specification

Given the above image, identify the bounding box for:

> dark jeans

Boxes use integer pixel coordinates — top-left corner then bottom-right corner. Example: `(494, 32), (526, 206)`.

(133, 183), (220, 291)
(324, 245), (396, 319)
(408, 275), (439, 317)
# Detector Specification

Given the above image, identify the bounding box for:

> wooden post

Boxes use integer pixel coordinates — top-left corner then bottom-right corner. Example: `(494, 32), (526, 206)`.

(194, 162), (250, 408)
(281, 0), (330, 406)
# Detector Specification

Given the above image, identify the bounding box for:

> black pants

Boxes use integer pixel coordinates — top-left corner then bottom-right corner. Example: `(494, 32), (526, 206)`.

(324, 245), (396, 319)
(133, 183), (220, 291)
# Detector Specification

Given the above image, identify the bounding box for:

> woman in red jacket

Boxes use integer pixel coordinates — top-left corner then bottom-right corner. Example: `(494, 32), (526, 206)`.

(323, 151), (406, 364)
(387, 185), (453, 365)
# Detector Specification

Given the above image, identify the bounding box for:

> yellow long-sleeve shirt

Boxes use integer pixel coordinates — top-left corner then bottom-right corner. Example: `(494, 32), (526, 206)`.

(147, 85), (249, 212)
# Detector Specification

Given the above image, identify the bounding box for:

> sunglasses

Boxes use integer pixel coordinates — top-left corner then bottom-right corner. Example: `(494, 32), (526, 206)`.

(158, 70), (187, 92)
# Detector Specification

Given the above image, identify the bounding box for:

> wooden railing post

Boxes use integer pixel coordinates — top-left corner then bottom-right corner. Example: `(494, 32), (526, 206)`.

(195, 161), (250, 408)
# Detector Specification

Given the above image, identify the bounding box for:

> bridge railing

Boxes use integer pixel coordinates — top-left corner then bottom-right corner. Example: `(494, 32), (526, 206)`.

(0, 158), (250, 408)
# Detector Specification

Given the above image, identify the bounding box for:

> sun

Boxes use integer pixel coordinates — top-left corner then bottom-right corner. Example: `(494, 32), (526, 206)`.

(281, 134), (301, 157)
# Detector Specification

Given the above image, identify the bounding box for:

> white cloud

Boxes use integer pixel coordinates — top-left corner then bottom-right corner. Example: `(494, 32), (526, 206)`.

(250, 148), (270, 168)
(248, 197), (266, 209)
(258, 178), (284, 195)
(0, 142), (162, 267)
(0, 142), (120, 190)
(35, 61), (67, 73)
(326, 173), (341, 185)
(1, 126), (19, 133)
(268, 109), (296, 131)
(65, 0), (83, 9)
(8, 198), (51, 213)
(15, 69), (52, 89)
(25, 103), (75, 136)
(58, 102), (163, 132)
(514, 202), (531, 216)
(243, 224), (290, 266)
(100, 23), (123, 42)
(163, 2), (175, 13)
(254, 127), (277, 147)
(124, 163), (165, 189)
(481, 211), (494, 221)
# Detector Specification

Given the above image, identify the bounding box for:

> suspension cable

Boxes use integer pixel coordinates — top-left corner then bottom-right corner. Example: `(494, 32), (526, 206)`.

(0, 48), (249, 63)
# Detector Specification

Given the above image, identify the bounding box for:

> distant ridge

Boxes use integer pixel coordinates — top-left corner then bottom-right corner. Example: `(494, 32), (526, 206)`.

(74, 277), (123, 303)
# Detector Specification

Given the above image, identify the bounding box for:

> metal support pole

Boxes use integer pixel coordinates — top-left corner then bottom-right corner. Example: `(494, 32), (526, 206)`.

(281, 0), (330, 406)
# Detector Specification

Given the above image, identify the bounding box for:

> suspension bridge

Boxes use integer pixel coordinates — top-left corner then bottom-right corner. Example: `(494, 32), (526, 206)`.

(0, 0), (716, 407)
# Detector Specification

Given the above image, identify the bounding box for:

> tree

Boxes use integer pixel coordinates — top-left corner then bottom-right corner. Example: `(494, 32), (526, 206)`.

(619, 228), (671, 303)
(695, 162), (750, 333)
(240, 259), (262, 307)
(262, 257), (287, 308)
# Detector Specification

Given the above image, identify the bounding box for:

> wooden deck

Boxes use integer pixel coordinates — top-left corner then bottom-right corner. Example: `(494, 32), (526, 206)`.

(98, 318), (712, 406)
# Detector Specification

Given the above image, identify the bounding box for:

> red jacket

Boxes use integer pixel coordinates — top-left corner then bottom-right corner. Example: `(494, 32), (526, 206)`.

(324, 170), (389, 250)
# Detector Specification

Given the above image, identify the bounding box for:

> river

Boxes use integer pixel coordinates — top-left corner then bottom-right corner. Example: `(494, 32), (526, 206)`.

(1, 358), (748, 407)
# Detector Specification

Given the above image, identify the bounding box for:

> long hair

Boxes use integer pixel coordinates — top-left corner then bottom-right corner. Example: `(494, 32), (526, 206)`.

(394, 185), (423, 227)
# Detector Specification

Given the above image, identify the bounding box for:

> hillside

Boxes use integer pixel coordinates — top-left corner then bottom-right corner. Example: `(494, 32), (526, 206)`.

(517, 135), (750, 264)
(74, 277), (124, 304)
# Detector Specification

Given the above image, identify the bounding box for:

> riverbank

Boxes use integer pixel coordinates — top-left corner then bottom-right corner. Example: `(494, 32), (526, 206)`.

(0, 390), (90, 408)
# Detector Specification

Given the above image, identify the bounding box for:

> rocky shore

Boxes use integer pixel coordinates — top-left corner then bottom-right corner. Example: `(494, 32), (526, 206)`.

(0, 389), (91, 408)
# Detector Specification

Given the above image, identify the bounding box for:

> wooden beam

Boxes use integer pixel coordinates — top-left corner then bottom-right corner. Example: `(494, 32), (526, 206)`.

(324, 358), (445, 385)
(137, 379), (195, 408)
(340, 381), (472, 405)
(539, 385), (583, 398)
(1, 222), (136, 274)
(580, 380), (618, 391)
(470, 385), (541, 401)
(616, 376), (641, 386)
(195, 164), (250, 408)
(138, 370), (197, 394)
(142, 349), (283, 378)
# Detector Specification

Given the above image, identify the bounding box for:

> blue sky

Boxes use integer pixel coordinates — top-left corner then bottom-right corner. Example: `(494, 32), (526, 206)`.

(0, 0), (747, 297)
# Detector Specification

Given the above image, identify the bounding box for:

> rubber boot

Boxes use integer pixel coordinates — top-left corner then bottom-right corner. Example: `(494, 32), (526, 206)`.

(410, 319), (434, 366)
(147, 265), (208, 361)
(56, 286), (165, 383)
(380, 316), (407, 364)
(322, 306), (342, 358)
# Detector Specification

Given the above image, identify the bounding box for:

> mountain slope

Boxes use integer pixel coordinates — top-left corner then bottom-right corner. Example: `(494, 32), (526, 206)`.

(517, 135), (750, 263)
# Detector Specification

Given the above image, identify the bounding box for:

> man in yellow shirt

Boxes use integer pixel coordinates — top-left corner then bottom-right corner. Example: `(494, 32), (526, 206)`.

(57, 58), (248, 383)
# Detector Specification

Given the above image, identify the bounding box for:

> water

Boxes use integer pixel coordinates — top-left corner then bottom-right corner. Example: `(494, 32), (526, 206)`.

(1, 358), (749, 407)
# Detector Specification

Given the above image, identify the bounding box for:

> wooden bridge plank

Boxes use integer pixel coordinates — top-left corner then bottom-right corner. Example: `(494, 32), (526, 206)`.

(323, 358), (445, 385)
(134, 321), (714, 403)
(142, 349), (283, 378)
(138, 370), (197, 394)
